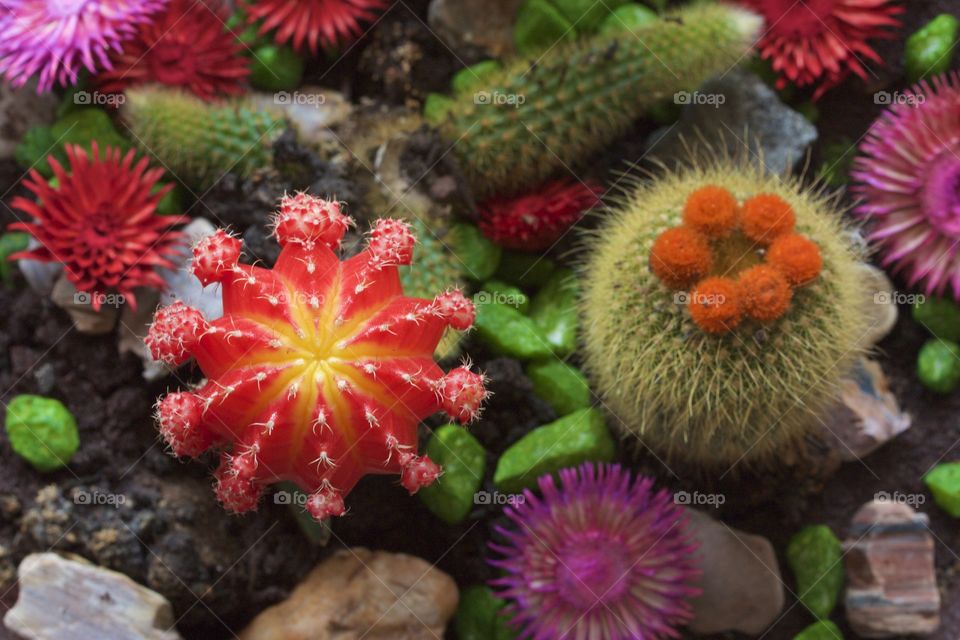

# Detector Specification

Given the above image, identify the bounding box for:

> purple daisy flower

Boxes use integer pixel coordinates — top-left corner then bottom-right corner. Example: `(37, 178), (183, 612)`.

(489, 463), (700, 640)
(852, 72), (960, 299)
(0, 0), (166, 92)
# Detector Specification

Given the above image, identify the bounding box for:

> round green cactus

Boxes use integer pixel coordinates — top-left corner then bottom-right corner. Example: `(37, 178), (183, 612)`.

(5, 395), (79, 472)
(579, 160), (869, 468)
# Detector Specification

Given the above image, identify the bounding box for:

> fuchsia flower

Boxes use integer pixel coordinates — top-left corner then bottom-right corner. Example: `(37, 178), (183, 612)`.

(490, 463), (701, 640)
(0, 0), (166, 91)
(852, 73), (960, 299)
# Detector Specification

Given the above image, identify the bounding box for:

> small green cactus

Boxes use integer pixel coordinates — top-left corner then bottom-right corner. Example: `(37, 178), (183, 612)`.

(438, 3), (762, 195)
(121, 86), (285, 188)
(580, 160), (869, 468)
(399, 218), (468, 360)
(5, 395), (79, 472)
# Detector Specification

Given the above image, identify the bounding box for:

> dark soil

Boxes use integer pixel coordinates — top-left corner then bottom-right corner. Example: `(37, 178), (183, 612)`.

(1, 0), (959, 639)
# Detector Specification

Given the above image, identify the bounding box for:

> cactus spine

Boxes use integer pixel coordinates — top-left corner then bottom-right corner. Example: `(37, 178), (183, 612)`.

(437, 3), (762, 195)
(121, 86), (285, 188)
(580, 160), (869, 469)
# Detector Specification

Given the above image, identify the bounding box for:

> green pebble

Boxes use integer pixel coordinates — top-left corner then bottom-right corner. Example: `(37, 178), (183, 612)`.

(514, 0), (577, 56)
(0, 232), (29, 287)
(494, 408), (615, 493)
(598, 3), (657, 35)
(529, 268), (578, 357)
(480, 279), (529, 313)
(452, 61), (502, 94)
(473, 301), (554, 360)
(248, 44), (304, 91)
(455, 586), (515, 640)
(794, 621), (843, 640)
(527, 359), (591, 416)
(424, 93), (456, 124)
(419, 425), (487, 524)
(905, 14), (959, 83)
(912, 296), (960, 341)
(786, 525), (843, 619)
(924, 462), (960, 517)
(450, 223), (502, 281)
(5, 395), (79, 473)
(495, 251), (555, 288)
(917, 339), (960, 394)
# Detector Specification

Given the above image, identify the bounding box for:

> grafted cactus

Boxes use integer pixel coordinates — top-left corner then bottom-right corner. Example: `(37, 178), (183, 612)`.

(146, 194), (487, 519)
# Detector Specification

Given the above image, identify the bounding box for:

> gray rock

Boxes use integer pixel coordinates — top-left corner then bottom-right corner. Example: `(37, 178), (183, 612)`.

(4, 552), (182, 640)
(686, 509), (785, 635)
(0, 83), (57, 161)
(17, 239), (62, 297)
(428, 0), (522, 59)
(646, 71), (818, 175)
(157, 218), (223, 321)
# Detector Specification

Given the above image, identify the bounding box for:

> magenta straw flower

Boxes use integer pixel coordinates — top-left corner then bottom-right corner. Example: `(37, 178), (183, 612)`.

(0, 0), (166, 92)
(852, 72), (960, 299)
(489, 463), (700, 640)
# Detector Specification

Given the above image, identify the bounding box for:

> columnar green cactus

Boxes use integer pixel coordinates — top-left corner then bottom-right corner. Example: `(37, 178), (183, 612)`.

(437, 3), (762, 195)
(580, 160), (869, 468)
(121, 86), (285, 188)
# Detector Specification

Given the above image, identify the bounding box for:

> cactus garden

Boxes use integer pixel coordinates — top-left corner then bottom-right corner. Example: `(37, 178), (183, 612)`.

(1, 0), (960, 639)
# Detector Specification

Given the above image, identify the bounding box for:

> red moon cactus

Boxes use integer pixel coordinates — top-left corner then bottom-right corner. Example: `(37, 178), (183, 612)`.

(146, 194), (487, 520)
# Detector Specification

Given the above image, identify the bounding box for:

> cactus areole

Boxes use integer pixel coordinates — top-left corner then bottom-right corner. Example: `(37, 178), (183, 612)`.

(146, 194), (486, 520)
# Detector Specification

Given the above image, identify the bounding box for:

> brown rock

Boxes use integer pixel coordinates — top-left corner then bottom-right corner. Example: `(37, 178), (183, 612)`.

(50, 274), (118, 335)
(686, 509), (785, 635)
(3, 552), (181, 640)
(239, 547), (458, 640)
(427, 0), (522, 58)
(821, 358), (911, 461)
(844, 500), (940, 637)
